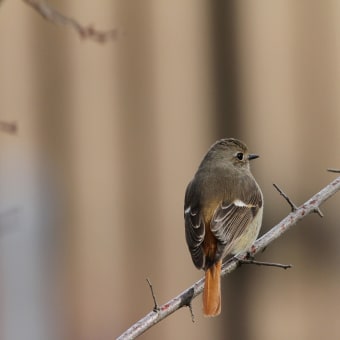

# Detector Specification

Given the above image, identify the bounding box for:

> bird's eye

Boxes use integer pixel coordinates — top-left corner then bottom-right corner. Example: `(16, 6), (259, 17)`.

(236, 152), (244, 160)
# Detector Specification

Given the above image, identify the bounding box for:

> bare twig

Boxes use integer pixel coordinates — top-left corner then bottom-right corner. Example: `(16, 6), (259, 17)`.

(188, 303), (195, 323)
(146, 278), (159, 312)
(328, 168), (340, 173)
(23, 0), (118, 43)
(273, 183), (297, 211)
(0, 121), (17, 134)
(238, 258), (292, 270)
(117, 176), (340, 340)
(273, 183), (324, 217)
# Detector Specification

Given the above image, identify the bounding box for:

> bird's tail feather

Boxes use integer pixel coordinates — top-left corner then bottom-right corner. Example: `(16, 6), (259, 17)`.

(203, 260), (221, 317)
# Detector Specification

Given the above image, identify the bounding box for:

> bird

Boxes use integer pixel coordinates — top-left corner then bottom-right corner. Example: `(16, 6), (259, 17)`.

(184, 138), (263, 316)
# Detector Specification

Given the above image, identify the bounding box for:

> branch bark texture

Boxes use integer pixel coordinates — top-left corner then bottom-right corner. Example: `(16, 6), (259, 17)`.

(117, 175), (340, 340)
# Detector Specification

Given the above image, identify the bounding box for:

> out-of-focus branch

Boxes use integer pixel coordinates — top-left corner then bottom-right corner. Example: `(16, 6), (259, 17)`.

(328, 168), (340, 173)
(22, 0), (118, 43)
(117, 174), (340, 340)
(0, 121), (17, 134)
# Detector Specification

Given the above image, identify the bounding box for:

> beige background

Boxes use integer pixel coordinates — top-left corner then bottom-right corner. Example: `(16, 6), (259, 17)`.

(1, 1), (340, 339)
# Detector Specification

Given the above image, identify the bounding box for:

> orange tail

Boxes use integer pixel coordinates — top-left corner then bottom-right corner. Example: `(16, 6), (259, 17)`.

(203, 260), (222, 317)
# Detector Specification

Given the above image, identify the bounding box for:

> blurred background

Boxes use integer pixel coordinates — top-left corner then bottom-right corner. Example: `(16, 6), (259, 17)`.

(1, 1), (340, 339)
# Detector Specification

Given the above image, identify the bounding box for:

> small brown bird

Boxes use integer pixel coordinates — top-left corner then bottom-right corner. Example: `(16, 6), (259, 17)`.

(184, 138), (263, 316)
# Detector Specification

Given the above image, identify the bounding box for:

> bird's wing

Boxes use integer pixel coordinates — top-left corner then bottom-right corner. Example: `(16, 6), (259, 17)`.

(184, 181), (205, 269)
(211, 186), (262, 258)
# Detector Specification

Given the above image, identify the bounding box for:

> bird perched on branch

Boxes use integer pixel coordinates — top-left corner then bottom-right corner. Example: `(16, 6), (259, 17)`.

(184, 138), (263, 316)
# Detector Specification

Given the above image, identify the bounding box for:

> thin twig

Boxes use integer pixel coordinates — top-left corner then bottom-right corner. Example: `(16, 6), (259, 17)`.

(188, 303), (195, 323)
(328, 168), (340, 173)
(117, 176), (340, 340)
(273, 182), (324, 218)
(146, 278), (159, 312)
(239, 259), (292, 270)
(273, 183), (297, 211)
(23, 0), (118, 43)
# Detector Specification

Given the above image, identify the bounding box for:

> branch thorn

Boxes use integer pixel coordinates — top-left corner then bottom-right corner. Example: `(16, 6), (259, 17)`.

(239, 258), (292, 270)
(327, 168), (340, 173)
(146, 278), (159, 312)
(187, 303), (195, 323)
(273, 183), (297, 212)
(314, 207), (324, 218)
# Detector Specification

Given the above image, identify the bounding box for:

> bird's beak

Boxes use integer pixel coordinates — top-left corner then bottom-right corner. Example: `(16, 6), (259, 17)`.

(248, 154), (259, 160)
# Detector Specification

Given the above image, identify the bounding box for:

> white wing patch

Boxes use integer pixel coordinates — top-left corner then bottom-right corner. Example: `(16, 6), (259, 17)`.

(184, 206), (191, 214)
(233, 199), (249, 207)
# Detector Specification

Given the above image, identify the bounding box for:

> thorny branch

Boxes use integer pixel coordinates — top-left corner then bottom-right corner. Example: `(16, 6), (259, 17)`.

(273, 183), (324, 218)
(117, 174), (340, 340)
(22, 0), (118, 43)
